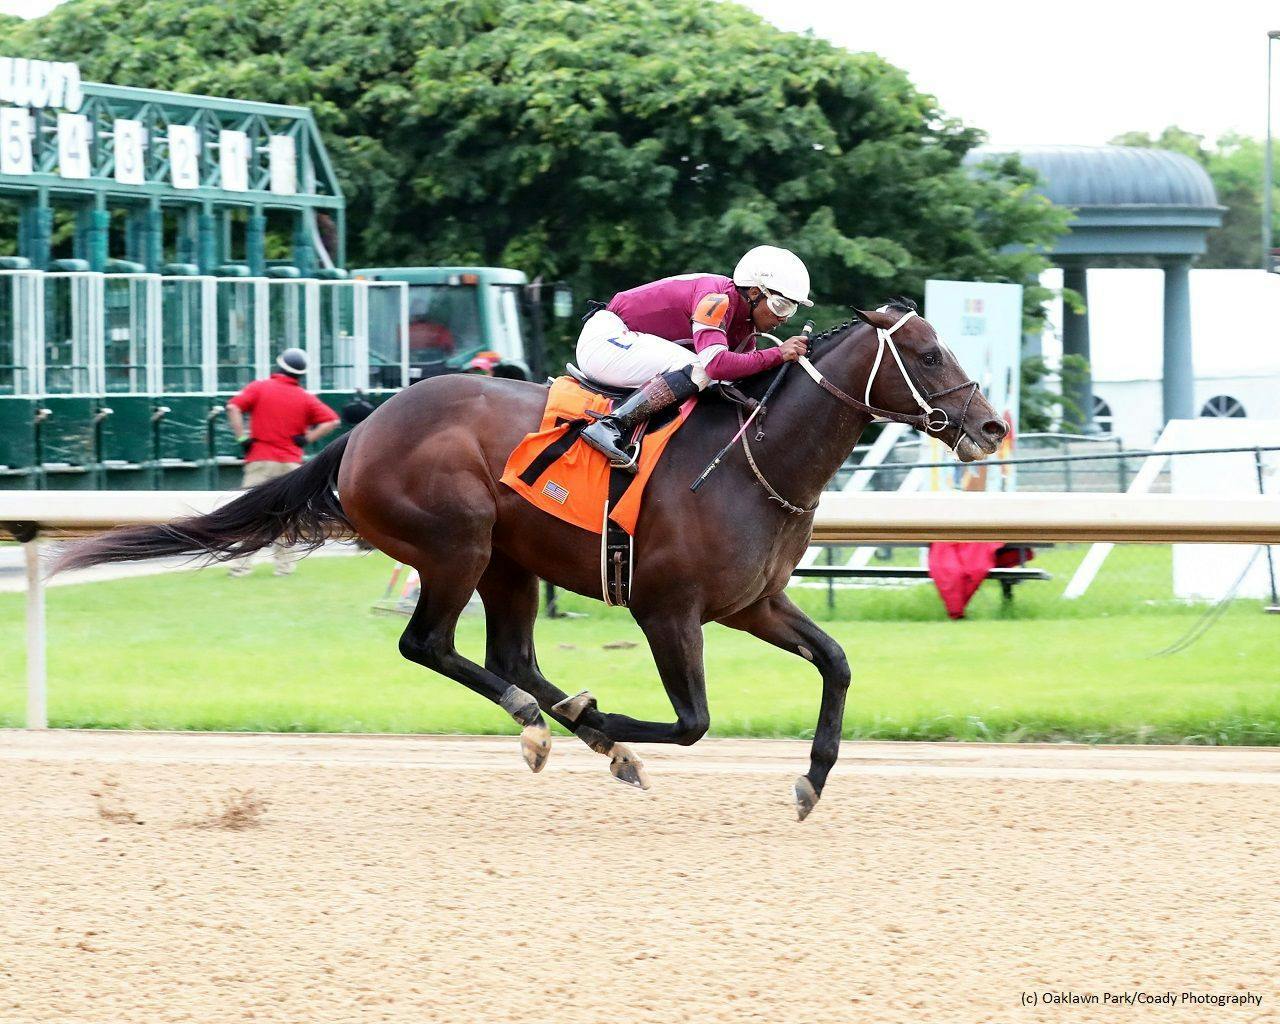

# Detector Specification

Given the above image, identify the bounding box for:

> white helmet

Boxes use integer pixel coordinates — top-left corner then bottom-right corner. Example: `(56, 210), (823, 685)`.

(732, 245), (813, 307)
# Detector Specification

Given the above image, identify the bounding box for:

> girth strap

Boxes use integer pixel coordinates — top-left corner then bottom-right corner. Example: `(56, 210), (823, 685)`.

(601, 426), (640, 606)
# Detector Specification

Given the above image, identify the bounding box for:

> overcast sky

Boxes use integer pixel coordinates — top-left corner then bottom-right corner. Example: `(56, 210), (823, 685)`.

(1, 0), (1276, 148)
(739, 0), (1278, 147)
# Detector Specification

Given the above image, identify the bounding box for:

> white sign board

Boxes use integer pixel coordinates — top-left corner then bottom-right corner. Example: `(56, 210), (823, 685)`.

(0, 107), (32, 175)
(0, 58), (82, 111)
(57, 112), (90, 178)
(921, 280), (1023, 492)
(219, 129), (248, 192)
(167, 124), (200, 189)
(1165, 418), (1280, 601)
(113, 119), (145, 185)
(268, 134), (295, 195)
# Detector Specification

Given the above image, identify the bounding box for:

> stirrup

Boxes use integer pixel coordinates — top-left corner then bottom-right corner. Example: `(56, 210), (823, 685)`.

(605, 444), (639, 473)
(582, 422), (639, 473)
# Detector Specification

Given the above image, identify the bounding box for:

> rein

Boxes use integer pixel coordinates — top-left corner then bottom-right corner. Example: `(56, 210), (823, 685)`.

(730, 310), (980, 515)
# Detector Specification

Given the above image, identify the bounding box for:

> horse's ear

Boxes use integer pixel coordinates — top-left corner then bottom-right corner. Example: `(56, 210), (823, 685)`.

(852, 307), (896, 330)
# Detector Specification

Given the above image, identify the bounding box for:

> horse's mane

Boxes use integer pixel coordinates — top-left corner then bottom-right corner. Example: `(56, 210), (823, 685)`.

(809, 296), (917, 360)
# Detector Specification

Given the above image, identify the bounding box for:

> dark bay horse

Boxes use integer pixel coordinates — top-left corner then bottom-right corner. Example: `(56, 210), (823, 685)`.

(56, 303), (1007, 819)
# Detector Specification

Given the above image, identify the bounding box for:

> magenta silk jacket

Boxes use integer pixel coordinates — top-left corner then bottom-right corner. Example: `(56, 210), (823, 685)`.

(606, 273), (785, 381)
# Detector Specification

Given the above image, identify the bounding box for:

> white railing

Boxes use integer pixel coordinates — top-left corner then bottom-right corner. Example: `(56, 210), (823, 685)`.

(9, 490), (1277, 544)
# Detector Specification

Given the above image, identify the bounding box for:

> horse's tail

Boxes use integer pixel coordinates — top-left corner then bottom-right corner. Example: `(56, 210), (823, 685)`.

(51, 434), (352, 575)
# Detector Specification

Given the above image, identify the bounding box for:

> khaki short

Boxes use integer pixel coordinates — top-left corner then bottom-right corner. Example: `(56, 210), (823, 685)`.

(241, 460), (299, 489)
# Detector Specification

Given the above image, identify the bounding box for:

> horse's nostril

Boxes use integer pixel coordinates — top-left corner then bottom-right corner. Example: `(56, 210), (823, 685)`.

(982, 419), (1007, 439)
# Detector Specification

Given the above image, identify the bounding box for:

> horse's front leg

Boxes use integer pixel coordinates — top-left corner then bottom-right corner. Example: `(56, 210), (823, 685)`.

(476, 552), (652, 790)
(530, 608), (708, 792)
(608, 608), (710, 744)
(557, 607), (710, 748)
(720, 593), (851, 820)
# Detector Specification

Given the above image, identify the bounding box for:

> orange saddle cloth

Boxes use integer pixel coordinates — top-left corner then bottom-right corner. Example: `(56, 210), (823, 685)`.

(500, 376), (695, 535)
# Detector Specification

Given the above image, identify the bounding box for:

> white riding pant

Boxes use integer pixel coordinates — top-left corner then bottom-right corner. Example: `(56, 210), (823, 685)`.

(576, 311), (711, 389)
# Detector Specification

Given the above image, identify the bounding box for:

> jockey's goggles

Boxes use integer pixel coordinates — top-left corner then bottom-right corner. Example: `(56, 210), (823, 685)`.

(762, 288), (799, 320)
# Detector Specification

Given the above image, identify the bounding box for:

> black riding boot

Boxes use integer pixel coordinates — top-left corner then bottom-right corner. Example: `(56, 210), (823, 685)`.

(581, 368), (700, 472)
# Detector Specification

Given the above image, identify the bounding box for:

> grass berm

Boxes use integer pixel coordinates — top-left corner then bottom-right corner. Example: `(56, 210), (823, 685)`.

(1, 546), (1276, 743)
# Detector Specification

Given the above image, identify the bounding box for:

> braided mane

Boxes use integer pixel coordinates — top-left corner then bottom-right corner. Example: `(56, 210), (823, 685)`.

(808, 297), (918, 360)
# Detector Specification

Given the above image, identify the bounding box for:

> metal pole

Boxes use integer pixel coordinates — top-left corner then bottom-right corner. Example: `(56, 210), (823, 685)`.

(825, 544), (835, 614)
(25, 540), (47, 729)
(1266, 33), (1278, 269)
(1255, 447), (1280, 612)
(543, 580), (562, 619)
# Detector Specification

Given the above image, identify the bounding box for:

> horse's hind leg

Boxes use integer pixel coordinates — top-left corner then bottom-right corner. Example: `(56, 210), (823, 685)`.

(477, 553), (650, 789)
(396, 547), (552, 773)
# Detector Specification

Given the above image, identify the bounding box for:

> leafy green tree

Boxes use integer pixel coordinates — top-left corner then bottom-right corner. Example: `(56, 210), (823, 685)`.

(1111, 126), (1277, 268)
(1021, 353), (1089, 433)
(4, 0), (1068, 384)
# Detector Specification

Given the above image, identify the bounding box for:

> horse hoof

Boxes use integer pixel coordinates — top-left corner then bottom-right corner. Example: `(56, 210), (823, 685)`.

(609, 744), (650, 791)
(551, 690), (598, 723)
(520, 721), (552, 773)
(794, 776), (819, 821)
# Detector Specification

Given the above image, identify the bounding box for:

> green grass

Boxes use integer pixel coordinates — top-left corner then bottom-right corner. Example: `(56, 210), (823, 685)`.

(1, 549), (1277, 744)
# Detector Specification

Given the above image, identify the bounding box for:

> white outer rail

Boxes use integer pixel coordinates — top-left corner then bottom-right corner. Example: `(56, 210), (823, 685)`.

(5, 490), (1280, 544)
(4, 490), (1280, 729)
(810, 492), (1280, 545)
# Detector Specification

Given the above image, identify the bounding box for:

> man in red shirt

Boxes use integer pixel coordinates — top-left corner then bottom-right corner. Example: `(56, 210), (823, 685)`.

(225, 347), (340, 577)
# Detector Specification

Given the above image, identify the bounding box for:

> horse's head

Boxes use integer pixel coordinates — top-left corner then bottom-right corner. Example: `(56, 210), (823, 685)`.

(849, 303), (1007, 463)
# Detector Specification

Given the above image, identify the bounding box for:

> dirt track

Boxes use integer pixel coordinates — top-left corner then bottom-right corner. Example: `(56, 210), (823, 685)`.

(1, 731), (1277, 1023)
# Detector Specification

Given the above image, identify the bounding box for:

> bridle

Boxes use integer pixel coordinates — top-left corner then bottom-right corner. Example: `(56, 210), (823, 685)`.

(796, 310), (979, 435)
(741, 310), (980, 515)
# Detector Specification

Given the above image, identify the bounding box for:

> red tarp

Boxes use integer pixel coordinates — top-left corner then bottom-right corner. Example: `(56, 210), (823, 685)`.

(928, 543), (1034, 619)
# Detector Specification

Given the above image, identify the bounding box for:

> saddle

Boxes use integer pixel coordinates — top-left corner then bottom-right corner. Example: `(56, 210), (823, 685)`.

(564, 363), (759, 412)
(500, 368), (697, 606)
(564, 363), (630, 400)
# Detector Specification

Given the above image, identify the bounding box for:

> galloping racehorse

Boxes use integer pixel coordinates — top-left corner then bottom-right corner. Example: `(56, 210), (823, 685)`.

(56, 302), (1006, 819)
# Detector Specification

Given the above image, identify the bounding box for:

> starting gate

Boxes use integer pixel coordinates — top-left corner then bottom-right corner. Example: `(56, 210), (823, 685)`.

(0, 268), (407, 489)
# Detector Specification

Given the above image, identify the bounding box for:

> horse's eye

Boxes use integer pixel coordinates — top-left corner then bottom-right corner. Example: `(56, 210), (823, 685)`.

(921, 351), (939, 367)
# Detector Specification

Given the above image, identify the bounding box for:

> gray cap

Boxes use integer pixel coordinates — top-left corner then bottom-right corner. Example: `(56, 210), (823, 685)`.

(276, 347), (308, 374)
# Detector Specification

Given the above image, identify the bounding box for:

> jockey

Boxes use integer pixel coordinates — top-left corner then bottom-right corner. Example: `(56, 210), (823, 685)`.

(577, 245), (813, 470)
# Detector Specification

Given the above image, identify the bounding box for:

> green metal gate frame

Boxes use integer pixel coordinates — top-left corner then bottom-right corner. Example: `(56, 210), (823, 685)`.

(2, 81), (344, 275)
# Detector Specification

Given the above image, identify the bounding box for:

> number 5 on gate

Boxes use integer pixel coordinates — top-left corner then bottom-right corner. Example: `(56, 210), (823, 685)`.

(0, 108), (32, 176)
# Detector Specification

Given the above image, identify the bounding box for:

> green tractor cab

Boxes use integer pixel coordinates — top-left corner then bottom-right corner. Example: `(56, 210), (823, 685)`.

(352, 266), (547, 384)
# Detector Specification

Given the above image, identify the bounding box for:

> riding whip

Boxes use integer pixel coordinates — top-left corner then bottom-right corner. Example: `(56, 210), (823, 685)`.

(690, 320), (814, 494)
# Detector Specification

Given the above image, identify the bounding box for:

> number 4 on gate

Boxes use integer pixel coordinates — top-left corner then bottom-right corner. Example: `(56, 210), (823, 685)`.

(57, 112), (91, 179)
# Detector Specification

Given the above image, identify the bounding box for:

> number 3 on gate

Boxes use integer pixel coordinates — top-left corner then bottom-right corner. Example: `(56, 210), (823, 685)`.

(114, 119), (145, 185)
